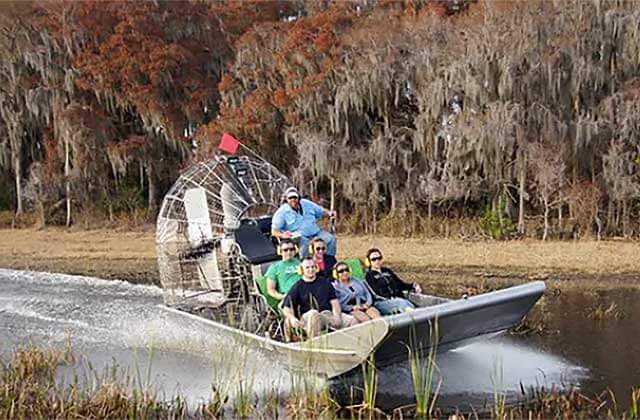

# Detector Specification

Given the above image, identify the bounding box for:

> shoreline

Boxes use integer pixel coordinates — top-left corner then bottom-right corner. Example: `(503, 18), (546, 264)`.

(1, 228), (639, 292)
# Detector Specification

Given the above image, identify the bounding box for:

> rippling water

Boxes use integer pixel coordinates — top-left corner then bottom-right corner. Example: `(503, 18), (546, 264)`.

(0, 268), (586, 409)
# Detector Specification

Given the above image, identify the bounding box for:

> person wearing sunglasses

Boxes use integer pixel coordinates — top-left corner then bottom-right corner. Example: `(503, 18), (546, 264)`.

(282, 257), (356, 340)
(265, 238), (301, 301)
(332, 262), (381, 323)
(310, 237), (337, 281)
(364, 248), (422, 315)
(271, 186), (337, 257)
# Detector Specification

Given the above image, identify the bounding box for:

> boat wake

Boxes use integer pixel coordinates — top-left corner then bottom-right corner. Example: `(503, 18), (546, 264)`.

(0, 268), (586, 409)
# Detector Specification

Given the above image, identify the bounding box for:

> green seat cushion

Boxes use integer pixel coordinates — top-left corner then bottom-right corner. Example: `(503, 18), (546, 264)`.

(345, 258), (365, 280)
(255, 275), (282, 312)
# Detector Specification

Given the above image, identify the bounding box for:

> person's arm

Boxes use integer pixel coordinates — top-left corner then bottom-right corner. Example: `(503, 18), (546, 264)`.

(333, 283), (353, 312)
(330, 298), (342, 318)
(360, 281), (373, 307)
(271, 209), (292, 239)
(307, 199), (336, 221)
(388, 268), (421, 293)
(266, 278), (285, 300)
(327, 283), (342, 324)
(282, 305), (302, 329)
(265, 264), (286, 300)
(282, 290), (303, 329)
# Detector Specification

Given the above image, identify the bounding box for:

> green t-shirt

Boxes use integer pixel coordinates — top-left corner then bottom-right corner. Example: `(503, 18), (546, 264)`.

(265, 258), (301, 295)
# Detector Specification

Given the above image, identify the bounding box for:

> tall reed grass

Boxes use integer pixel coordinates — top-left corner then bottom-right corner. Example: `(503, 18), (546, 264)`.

(629, 386), (640, 420)
(407, 320), (441, 419)
(491, 358), (506, 420)
(3, 344), (640, 419)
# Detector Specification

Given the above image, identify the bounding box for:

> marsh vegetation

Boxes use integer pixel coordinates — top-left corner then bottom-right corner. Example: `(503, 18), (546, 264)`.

(2, 344), (640, 420)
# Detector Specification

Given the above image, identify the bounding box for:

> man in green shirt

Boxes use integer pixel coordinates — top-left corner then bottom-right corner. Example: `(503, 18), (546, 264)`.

(265, 238), (301, 300)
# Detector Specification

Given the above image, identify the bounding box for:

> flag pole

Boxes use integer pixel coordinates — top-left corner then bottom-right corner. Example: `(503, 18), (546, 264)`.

(239, 142), (271, 165)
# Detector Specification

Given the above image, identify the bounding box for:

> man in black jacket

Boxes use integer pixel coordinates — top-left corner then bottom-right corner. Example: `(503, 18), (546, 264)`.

(364, 248), (422, 315)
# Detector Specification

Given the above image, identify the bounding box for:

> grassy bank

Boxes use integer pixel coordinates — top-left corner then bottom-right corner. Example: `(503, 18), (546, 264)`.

(2, 345), (638, 419)
(1, 228), (640, 291)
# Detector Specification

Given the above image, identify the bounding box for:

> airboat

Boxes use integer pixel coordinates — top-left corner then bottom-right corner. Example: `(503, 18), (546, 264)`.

(155, 148), (545, 378)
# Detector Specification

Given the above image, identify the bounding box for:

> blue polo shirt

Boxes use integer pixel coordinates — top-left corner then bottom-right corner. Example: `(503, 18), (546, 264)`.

(272, 199), (325, 238)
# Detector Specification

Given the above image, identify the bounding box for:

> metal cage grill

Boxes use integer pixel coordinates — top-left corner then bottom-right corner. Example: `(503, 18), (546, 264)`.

(155, 153), (291, 309)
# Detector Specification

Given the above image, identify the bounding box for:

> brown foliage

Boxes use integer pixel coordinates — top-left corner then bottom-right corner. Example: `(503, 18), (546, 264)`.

(2, 0), (640, 238)
(564, 182), (602, 239)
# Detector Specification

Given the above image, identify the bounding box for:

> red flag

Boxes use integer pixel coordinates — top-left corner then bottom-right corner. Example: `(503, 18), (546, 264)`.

(219, 133), (240, 154)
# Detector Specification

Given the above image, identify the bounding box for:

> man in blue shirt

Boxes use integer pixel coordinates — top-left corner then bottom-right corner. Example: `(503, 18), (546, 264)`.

(271, 187), (337, 256)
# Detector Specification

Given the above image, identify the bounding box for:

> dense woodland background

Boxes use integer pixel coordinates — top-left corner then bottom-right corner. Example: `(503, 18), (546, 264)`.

(1, 0), (639, 240)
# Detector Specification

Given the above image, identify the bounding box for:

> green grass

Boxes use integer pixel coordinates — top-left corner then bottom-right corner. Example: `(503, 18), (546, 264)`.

(630, 387), (640, 420)
(407, 320), (441, 419)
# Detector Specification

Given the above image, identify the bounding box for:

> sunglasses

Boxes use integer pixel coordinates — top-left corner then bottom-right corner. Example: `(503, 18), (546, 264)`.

(369, 256), (383, 262)
(281, 248), (296, 252)
(287, 196), (299, 200)
(337, 268), (349, 274)
(314, 246), (326, 251)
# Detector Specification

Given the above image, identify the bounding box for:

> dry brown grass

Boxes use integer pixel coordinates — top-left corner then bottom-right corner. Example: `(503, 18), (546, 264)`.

(1, 228), (640, 288)
(0, 228), (158, 284)
(339, 236), (640, 275)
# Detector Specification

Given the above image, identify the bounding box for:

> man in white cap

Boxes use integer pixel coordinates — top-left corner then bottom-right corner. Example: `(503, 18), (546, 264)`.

(271, 187), (337, 256)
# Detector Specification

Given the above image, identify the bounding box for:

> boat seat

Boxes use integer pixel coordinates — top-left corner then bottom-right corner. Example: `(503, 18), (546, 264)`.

(344, 258), (366, 280)
(233, 219), (280, 264)
(255, 275), (282, 312)
(256, 216), (272, 235)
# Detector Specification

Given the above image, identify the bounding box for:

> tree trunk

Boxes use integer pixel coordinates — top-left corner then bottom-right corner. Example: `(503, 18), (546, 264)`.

(389, 188), (398, 216)
(147, 162), (157, 214)
(139, 160), (144, 191)
(12, 148), (23, 215)
(543, 198), (549, 241)
(65, 137), (71, 227)
(518, 150), (526, 235)
(558, 204), (563, 233)
(606, 199), (614, 233)
(372, 203), (377, 235)
(622, 199), (628, 238)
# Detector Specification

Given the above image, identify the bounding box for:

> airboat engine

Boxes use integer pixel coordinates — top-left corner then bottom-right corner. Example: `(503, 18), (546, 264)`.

(155, 153), (292, 320)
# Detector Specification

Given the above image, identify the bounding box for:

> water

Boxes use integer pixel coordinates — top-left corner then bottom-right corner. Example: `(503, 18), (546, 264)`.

(529, 289), (640, 405)
(0, 268), (598, 410)
(0, 269), (291, 407)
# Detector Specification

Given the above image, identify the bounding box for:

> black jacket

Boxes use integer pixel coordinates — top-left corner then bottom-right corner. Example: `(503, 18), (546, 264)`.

(316, 254), (337, 282)
(365, 267), (413, 299)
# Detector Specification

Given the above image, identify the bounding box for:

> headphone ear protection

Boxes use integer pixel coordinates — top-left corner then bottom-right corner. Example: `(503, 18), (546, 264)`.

(364, 256), (371, 268)
(364, 253), (382, 268)
(308, 242), (314, 255)
(332, 263), (351, 280)
(277, 243), (299, 256)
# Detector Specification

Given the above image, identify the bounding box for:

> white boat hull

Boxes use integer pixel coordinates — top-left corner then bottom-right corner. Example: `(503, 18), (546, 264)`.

(161, 281), (545, 378)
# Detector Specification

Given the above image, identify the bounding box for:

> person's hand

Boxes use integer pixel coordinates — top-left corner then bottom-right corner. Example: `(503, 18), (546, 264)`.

(280, 231), (293, 239)
(328, 210), (337, 219)
(413, 283), (422, 294)
(288, 316), (302, 329)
